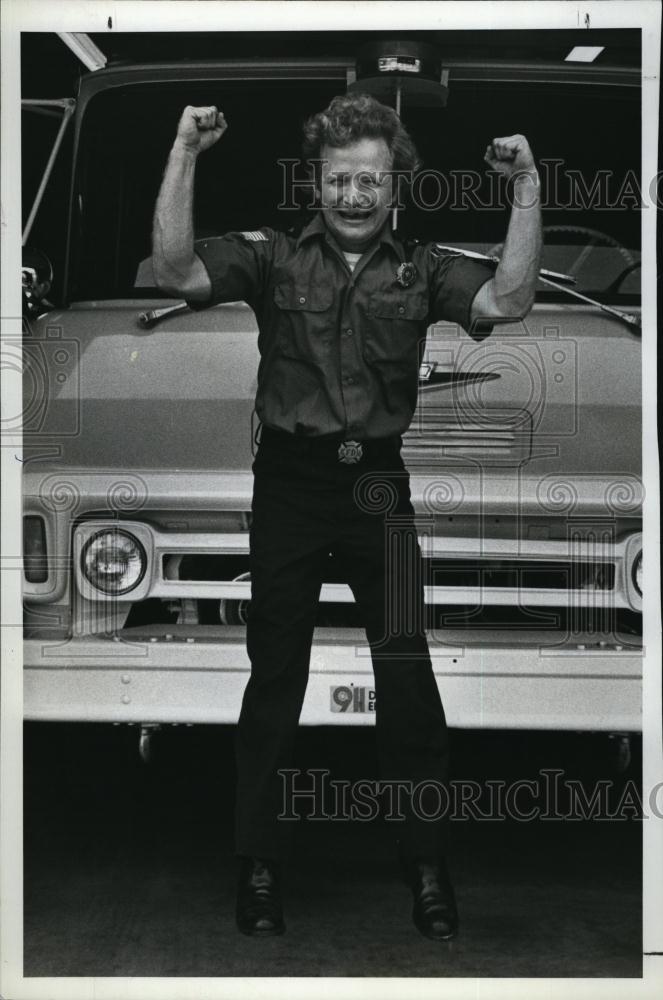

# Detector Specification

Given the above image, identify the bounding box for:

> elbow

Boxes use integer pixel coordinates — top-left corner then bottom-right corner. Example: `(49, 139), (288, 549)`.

(475, 277), (534, 327)
(153, 267), (175, 297)
(509, 293), (535, 321)
(492, 288), (535, 322)
(152, 253), (177, 296)
(155, 273), (182, 299)
(153, 256), (192, 299)
(489, 265), (539, 321)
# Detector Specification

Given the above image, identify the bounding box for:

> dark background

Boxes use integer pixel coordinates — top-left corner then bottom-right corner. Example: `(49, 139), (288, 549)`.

(24, 721), (642, 977)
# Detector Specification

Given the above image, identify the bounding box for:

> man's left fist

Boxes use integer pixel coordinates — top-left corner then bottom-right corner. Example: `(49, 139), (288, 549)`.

(484, 134), (536, 178)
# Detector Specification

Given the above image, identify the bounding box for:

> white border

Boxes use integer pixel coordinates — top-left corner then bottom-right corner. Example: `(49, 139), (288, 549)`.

(2, 2), (661, 998)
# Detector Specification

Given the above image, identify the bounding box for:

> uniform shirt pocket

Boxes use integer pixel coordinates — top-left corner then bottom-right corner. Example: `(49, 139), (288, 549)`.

(364, 291), (429, 363)
(272, 282), (335, 363)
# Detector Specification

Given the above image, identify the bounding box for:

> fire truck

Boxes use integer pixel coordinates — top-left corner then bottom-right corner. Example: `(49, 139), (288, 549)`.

(20, 30), (642, 756)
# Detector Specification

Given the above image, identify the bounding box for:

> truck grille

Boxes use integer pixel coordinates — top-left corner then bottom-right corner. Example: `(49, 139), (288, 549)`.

(71, 521), (641, 641)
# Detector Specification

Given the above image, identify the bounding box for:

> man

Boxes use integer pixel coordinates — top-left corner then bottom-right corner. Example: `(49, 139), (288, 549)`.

(153, 92), (541, 941)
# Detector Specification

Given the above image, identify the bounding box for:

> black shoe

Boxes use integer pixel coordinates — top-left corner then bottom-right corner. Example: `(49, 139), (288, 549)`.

(235, 856), (285, 936)
(402, 854), (459, 941)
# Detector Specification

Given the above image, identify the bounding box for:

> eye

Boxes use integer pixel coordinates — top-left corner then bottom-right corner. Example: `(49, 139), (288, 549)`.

(325, 172), (347, 188)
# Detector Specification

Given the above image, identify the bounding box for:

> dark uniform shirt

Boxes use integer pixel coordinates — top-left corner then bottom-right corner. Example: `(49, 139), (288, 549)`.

(190, 212), (494, 439)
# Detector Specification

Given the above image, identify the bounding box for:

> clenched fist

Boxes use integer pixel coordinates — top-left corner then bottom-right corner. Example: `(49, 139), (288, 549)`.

(174, 105), (228, 155)
(484, 134), (536, 179)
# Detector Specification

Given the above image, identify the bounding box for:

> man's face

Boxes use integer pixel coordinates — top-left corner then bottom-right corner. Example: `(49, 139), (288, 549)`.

(317, 138), (393, 252)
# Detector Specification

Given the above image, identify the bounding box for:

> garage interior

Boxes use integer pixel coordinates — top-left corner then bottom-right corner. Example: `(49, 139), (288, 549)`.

(24, 723), (641, 978)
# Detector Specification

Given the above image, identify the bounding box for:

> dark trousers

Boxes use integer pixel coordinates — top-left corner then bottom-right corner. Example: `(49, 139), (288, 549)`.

(234, 429), (450, 861)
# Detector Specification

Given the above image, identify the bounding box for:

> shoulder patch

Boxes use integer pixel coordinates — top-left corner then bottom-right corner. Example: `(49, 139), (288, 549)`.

(238, 230), (269, 242)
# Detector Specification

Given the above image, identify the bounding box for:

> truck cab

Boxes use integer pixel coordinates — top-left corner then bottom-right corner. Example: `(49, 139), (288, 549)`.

(21, 30), (642, 732)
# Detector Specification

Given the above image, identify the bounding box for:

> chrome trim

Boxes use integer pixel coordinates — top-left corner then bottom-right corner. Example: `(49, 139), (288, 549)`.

(24, 466), (644, 518)
(73, 521), (642, 611)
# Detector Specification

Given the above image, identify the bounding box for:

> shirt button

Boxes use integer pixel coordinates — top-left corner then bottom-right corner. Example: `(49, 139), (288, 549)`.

(398, 305), (405, 315)
(344, 376), (354, 385)
(299, 295), (306, 304)
(345, 327), (354, 337)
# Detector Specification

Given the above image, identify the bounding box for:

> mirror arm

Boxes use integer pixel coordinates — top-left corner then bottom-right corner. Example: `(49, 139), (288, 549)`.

(22, 99), (76, 245)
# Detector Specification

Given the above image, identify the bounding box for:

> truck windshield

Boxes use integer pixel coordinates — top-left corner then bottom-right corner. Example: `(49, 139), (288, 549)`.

(70, 76), (641, 303)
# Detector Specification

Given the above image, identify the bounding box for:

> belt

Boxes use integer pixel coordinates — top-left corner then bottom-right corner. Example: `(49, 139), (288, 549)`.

(258, 426), (401, 465)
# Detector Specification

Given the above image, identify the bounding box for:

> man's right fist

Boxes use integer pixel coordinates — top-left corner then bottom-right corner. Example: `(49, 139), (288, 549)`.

(175, 105), (228, 154)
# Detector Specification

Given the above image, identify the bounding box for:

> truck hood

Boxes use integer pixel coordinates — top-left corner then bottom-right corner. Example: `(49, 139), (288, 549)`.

(23, 298), (641, 484)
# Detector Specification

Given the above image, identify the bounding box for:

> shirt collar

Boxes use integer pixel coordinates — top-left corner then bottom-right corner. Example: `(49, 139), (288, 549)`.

(296, 211), (405, 261)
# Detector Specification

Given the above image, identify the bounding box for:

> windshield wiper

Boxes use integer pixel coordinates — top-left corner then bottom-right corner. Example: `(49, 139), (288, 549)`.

(435, 245), (640, 332)
(138, 302), (190, 329)
(537, 275), (640, 331)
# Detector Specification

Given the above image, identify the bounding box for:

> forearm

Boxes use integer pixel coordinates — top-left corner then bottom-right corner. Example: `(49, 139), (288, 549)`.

(152, 141), (199, 291)
(492, 171), (542, 316)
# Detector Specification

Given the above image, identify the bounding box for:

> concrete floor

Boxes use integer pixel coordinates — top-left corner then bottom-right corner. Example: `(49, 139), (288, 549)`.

(23, 723), (642, 978)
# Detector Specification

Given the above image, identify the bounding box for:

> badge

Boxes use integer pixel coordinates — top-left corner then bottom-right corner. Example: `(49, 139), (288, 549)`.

(338, 440), (363, 464)
(396, 261), (417, 288)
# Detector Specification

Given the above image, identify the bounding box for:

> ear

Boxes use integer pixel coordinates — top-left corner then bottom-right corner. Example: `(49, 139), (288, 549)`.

(311, 165), (323, 207)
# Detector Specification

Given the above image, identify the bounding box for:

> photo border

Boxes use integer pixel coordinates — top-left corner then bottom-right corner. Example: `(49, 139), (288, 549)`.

(2, 2), (661, 998)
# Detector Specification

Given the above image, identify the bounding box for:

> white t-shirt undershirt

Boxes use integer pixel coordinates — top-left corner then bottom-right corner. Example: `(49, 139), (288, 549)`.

(343, 251), (362, 272)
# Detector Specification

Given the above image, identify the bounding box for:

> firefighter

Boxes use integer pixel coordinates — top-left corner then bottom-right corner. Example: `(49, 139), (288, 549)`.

(153, 92), (541, 941)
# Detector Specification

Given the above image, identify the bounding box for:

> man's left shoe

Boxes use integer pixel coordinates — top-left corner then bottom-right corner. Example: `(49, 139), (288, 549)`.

(403, 855), (459, 941)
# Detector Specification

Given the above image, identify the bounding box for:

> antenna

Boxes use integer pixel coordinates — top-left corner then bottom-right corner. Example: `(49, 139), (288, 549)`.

(392, 81), (402, 231)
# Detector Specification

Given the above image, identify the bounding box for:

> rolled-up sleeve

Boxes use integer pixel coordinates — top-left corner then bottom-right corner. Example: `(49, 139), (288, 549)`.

(430, 253), (495, 339)
(188, 230), (273, 311)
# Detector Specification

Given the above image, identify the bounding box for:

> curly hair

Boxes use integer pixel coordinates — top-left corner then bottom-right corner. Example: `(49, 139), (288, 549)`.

(302, 92), (422, 175)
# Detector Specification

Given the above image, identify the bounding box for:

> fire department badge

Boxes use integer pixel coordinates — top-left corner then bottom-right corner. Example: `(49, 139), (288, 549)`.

(338, 440), (363, 464)
(396, 261), (417, 288)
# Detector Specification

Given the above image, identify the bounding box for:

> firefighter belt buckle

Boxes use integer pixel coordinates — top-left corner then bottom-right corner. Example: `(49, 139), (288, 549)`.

(338, 440), (363, 464)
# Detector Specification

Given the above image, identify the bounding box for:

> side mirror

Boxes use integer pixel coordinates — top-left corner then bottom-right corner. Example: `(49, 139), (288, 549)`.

(22, 247), (54, 317)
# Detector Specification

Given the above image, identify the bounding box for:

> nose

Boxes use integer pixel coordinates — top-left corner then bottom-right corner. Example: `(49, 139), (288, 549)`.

(343, 175), (372, 209)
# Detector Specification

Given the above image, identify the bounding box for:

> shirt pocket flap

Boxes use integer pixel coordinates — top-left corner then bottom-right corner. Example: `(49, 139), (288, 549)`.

(274, 283), (334, 312)
(369, 293), (428, 321)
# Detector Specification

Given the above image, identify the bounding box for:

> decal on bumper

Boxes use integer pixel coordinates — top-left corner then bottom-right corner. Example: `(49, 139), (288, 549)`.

(330, 685), (376, 713)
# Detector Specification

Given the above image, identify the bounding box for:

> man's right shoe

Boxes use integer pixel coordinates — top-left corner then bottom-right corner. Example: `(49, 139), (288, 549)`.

(399, 850), (459, 942)
(236, 856), (285, 936)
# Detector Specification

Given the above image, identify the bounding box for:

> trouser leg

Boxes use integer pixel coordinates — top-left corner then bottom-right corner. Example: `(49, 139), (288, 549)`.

(337, 470), (450, 858)
(235, 463), (328, 860)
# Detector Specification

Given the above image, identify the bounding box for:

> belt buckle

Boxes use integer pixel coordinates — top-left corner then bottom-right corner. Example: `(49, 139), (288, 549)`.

(337, 440), (363, 464)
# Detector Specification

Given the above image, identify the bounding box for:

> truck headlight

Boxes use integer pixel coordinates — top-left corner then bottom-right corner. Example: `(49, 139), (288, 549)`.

(631, 550), (642, 596)
(81, 529), (146, 595)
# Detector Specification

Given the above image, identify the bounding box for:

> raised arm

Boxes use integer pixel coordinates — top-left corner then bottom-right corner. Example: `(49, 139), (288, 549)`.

(152, 105), (228, 301)
(470, 134), (542, 324)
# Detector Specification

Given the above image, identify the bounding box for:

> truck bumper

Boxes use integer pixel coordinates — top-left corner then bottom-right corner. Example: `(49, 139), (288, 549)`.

(23, 629), (642, 731)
